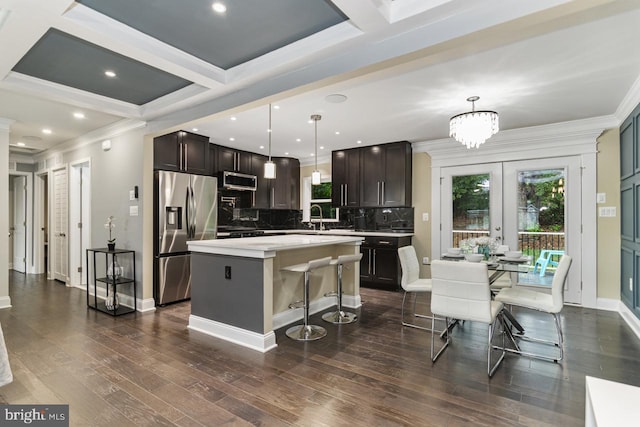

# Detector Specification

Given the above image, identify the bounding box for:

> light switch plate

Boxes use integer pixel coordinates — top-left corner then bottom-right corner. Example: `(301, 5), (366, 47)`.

(598, 207), (616, 217)
(596, 193), (606, 204)
(129, 205), (138, 216)
(129, 190), (135, 201)
(422, 212), (429, 222)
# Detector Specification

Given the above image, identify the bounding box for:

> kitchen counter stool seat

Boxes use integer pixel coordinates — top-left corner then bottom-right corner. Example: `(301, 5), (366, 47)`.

(322, 253), (362, 325)
(282, 256), (332, 341)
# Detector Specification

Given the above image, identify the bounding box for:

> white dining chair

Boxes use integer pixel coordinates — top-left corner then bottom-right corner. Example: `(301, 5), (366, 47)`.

(430, 260), (506, 377)
(494, 255), (572, 362)
(398, 246), (434, 331)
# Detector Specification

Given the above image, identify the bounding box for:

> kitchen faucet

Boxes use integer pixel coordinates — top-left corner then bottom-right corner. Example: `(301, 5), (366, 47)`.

(310, 204), (324, 231)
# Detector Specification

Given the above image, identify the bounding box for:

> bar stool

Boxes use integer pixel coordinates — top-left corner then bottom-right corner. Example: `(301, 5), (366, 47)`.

(322, 253), (362, 324)
(282, 256), (332, 341)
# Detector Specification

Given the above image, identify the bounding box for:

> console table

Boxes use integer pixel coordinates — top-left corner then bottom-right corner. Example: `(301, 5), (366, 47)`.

(86, 248), (136, 316)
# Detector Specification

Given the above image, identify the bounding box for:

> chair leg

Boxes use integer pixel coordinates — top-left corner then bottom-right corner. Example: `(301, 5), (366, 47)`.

(322, 264), (357, 324)
(431, 316), (450, 362)
(498, 310), (563, 363)
(401, 291), (445, 333)
(487, 316), (506, 377)
(286, 271), (327, 341)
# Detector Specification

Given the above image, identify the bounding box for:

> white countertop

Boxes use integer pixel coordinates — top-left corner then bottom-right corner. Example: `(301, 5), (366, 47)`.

(261, 229), (414, 238)
(188, 234), (364, 258)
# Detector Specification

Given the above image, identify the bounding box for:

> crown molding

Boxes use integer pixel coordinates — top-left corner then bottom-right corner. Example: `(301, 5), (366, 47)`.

(615, 73), (640, 123)
(34, 118), (146, 161)
(413, 115), (614, 167)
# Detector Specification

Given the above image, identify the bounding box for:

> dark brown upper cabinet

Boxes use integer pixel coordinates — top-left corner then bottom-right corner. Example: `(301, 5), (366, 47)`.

(214, 145), (252, 175)
(153, 131), (210, 175)
(332, 141), (412, 208)
(331, 149), (360, 207)
(270, 157), (300, 209)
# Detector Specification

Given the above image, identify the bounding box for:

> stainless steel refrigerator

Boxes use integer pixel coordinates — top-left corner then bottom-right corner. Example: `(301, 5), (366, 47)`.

(154, 171), (217, 305)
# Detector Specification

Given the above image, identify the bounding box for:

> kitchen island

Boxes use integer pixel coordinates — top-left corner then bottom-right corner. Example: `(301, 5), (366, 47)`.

(187, 234), (364, 352)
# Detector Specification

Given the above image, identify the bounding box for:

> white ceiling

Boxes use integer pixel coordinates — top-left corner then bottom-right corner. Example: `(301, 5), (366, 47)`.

(1, 0), (640, 162)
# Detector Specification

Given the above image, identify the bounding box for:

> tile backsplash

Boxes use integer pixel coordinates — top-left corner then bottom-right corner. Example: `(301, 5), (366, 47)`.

(218, 204), (413, 232)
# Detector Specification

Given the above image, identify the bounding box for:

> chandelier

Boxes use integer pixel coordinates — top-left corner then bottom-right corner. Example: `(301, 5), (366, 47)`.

(449, 96), (499, 149)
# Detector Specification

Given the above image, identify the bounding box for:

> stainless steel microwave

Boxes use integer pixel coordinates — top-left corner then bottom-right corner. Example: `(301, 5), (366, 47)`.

(221, 171), (257, 191)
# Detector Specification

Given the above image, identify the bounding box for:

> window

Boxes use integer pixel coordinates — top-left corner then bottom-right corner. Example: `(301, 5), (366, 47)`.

(302, 176), (339, 224)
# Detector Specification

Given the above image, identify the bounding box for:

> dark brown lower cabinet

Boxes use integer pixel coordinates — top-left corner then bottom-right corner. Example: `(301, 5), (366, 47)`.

(360, 236), (411, 290)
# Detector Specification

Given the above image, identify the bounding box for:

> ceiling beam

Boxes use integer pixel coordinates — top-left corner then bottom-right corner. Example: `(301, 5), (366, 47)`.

(330, 0), (390, 31)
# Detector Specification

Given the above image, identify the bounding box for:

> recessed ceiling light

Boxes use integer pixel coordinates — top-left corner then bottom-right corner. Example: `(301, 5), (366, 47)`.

(296, 138), (301, 142)
(335, 131), (340, 135)
(73, 112), (85, 119)
(320, 146), (325, 150)
(325, 94), (348, 103)
(284, 152), (289, 155)
(229, 137), (235, 141)
(104, 70), (116, 78)
(308, 120), (313, 124)
(42, 128), (52, 134)
(212, 2), (227, 13)
(230, 117), (237, 121)
(16, 142), (25, 147)
(259, 145), (265, 149)
(357, 140), (362, 144)
(273, 105), (280, 110)
(192, 127), (199, 132)
(310, 153), (315, 157)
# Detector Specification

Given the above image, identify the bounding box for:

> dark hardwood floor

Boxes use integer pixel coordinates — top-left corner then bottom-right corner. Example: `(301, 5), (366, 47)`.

(1, 271), (639, 426)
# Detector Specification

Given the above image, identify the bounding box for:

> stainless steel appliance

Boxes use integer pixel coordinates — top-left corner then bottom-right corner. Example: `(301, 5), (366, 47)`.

(221, 171), (257, 191)
(154, 171), (217, 305)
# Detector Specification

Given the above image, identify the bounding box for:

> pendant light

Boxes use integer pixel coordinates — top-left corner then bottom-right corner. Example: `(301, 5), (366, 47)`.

(310, 114), (321, 185)
(449, 96), (499, 149)
(264, 103), (276, 179)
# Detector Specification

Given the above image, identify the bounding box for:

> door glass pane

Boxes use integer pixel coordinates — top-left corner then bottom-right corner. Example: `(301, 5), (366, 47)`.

(516, 169), (565, 287)
(451, 174), (490, 247)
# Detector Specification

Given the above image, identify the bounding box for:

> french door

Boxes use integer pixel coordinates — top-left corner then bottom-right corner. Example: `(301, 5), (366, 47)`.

(440, 156), (582, 304)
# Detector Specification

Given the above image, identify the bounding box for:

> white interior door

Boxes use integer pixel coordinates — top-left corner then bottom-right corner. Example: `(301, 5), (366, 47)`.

(12, 176), (26, 273)
(70, 161), (90, 287)
(52, 167), (68, 283)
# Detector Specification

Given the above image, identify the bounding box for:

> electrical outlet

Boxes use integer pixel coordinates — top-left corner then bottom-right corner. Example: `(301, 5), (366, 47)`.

(422, 212), (429, 222)
(225, 266), (232, 280)
(422, 257), (429, 265)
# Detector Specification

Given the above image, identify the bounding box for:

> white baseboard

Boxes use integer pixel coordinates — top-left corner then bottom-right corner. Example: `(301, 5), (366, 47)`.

(342, 293), (362, 309)
(0, 296), (12, 309)
(188, 314), (277, 353)
(84, 285), (155, 313)
(597, 298), (640, 341)
(596, 298), (620, 312)
(618, 302), (640, 341)
(138, 298), (156, 313)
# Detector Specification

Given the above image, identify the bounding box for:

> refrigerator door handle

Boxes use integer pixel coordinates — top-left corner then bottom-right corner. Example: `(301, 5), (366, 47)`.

(185, 187), (191, 239)
(189, 185), (196, 238)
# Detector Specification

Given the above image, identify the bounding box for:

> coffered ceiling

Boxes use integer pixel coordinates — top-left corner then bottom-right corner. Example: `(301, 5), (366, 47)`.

(1, 0), (640, 160)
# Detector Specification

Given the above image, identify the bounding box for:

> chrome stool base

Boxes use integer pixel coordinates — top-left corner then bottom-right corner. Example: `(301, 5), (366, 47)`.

(322, 310), (357, 324)
(286, 324), (327, 341)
